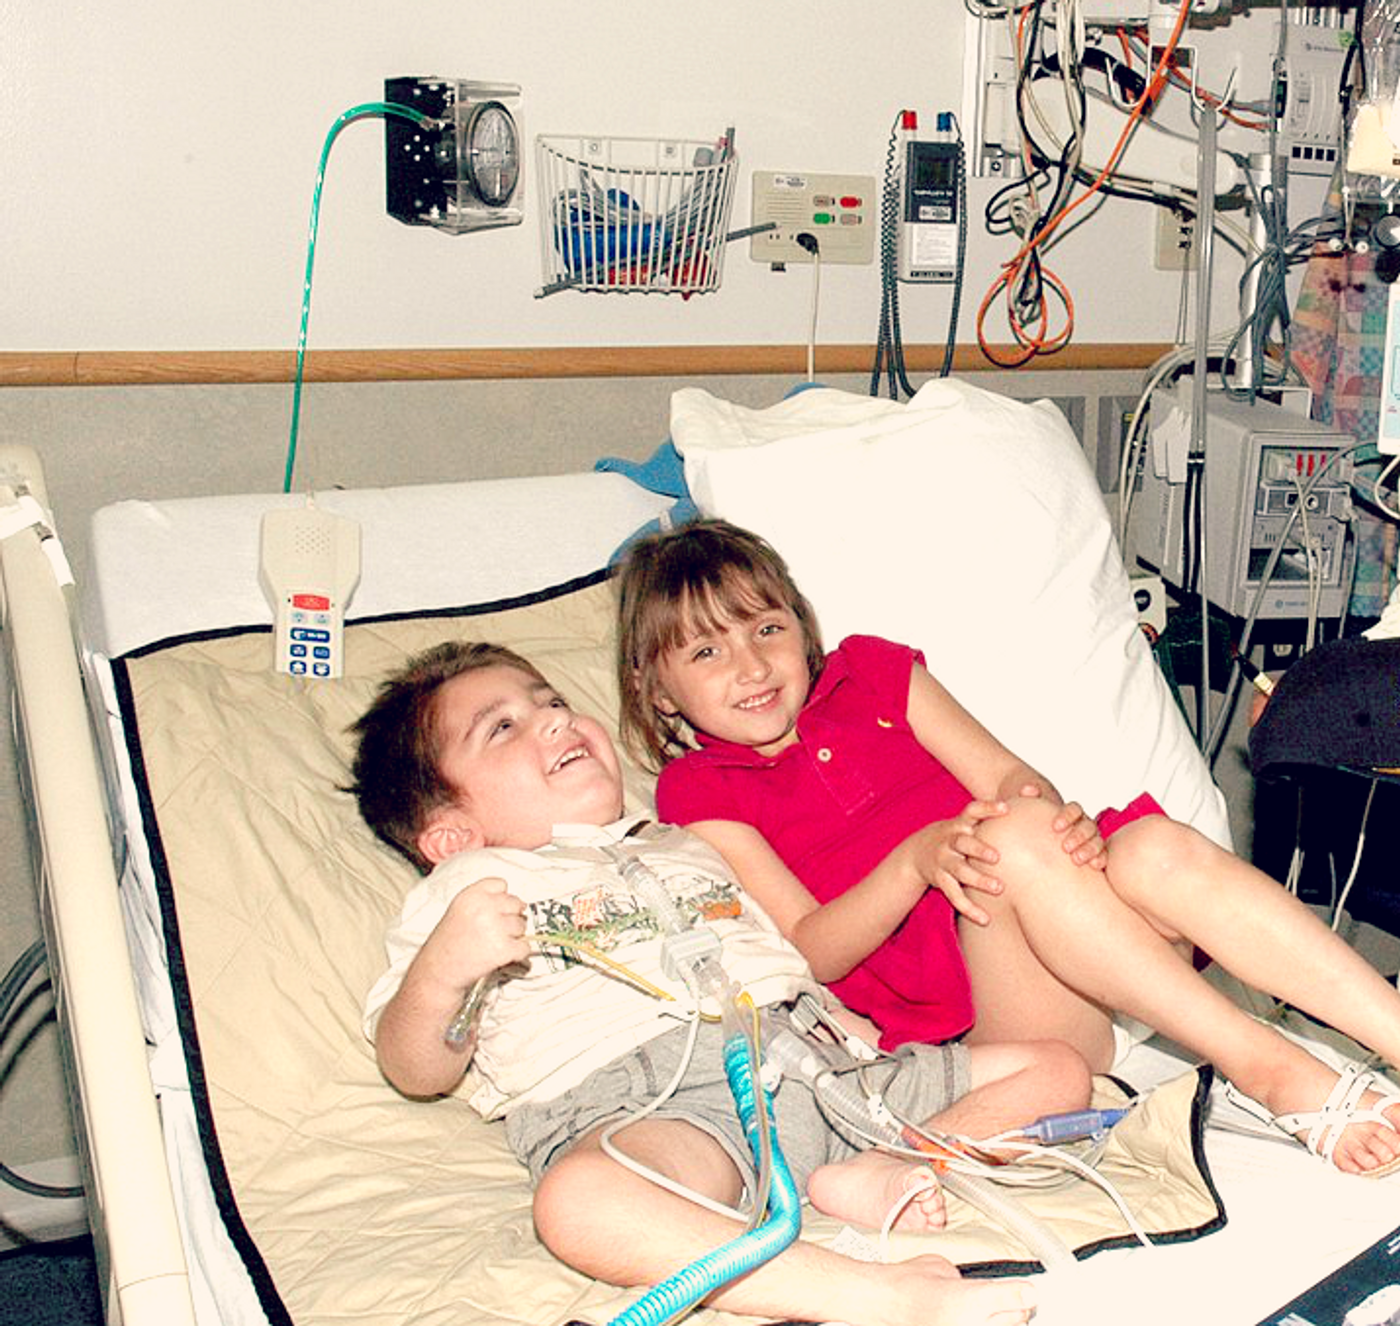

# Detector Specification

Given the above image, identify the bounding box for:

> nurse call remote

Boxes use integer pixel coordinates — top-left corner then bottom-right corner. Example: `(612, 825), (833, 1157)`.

(258, 505), (361, 679)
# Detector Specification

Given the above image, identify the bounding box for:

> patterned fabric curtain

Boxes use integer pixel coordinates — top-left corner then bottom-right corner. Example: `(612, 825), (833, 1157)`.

(1292, 235), (1398, 620)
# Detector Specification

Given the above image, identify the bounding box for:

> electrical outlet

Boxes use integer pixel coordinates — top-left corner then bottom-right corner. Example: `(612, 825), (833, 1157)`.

(749, 172), (876, 265)
(1154, 208), (1196, 271)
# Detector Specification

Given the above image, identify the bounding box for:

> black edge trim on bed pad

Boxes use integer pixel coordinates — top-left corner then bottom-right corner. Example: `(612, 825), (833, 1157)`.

(117, 566), (617, 661)
(108, 564), (1230, 1295)
(958, 1064), (1226, 1279)
(105, 568), (617, 1325)
(111, 657), (295, 1326)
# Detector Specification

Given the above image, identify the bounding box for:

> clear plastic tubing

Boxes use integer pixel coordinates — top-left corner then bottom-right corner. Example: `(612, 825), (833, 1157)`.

(605, 1025), (803, 1326)
(763, 1027), (1076, 1272)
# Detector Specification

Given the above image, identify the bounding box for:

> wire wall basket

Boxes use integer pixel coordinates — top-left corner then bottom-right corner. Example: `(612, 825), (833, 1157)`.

(535, 133), (738, 297)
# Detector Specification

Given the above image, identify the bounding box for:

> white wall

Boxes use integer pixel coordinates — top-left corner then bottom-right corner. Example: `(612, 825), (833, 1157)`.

(3, 1), (1294, 357)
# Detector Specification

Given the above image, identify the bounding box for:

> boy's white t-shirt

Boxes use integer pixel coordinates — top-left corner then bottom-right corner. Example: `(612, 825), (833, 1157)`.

(364, 819), (816, 1118)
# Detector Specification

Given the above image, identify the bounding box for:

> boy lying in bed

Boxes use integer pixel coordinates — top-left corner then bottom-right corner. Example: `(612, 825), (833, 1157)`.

(350, 640), (1092, 1326)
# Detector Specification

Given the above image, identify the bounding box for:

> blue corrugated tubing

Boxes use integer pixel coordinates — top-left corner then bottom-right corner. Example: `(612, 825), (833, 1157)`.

(607, 1035), (802, 1326)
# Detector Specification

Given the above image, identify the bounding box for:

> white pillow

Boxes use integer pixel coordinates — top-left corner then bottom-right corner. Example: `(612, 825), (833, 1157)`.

(673, 380), (1231, 847)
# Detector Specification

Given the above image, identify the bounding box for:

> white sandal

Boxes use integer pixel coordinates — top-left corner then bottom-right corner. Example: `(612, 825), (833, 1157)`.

(1224, 1065), (1400, 1177)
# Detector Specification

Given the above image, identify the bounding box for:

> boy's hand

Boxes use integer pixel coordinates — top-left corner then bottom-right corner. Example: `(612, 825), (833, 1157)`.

(904, 801), (1008, 927)
(419, 875), (531, 996)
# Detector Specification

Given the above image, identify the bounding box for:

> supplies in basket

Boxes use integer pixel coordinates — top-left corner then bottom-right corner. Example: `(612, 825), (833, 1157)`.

(536, 132), (738, 296)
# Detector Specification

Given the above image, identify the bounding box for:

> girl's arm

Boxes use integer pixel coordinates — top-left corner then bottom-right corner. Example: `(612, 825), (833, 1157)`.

(686, 814), (997, 983)
(905, 662), (1106, 867)
(375, 877), (530, 1098)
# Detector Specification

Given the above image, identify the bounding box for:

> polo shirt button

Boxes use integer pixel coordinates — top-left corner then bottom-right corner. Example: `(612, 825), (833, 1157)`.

(817, 747), (833, 762)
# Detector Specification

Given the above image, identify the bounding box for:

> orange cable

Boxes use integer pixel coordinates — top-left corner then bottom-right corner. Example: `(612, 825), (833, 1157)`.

(977, 0), (1192, 361)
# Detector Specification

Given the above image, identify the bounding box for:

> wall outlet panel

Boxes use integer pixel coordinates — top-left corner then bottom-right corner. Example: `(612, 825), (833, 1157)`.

(749, 172), (876, 265)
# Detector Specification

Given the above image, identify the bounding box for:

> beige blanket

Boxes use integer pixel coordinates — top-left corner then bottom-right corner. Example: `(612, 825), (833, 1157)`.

(116, 574), (1223, 1326)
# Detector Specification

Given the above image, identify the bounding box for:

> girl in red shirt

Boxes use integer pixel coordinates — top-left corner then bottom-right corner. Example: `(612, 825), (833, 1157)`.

(618, 517), (1400, 1177)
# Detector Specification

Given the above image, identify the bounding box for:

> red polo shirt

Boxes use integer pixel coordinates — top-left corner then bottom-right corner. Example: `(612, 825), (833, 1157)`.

(658, 635), (975, 1049)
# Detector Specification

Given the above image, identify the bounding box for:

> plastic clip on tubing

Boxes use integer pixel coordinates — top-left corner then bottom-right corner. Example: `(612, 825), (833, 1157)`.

(605, 1034), (802, 1326)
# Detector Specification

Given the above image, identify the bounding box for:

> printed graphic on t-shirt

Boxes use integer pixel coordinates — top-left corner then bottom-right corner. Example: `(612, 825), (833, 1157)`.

(525, 872), (743, 968)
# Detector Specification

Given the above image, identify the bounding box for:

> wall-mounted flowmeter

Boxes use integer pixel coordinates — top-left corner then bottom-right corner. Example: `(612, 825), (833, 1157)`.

(384, 77), (523, 234)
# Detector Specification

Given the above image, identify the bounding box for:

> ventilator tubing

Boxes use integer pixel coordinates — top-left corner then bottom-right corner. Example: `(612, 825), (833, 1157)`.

(606, 1027), (802, 1326)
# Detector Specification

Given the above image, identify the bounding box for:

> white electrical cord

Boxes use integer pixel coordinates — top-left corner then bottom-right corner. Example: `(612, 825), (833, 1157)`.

(597, 1000), (756, 1225)
(1291, 474), (1322, 654)
(1330, 779), (1381, 933)
(818, 1078), (1153, 1252)
(877, 1172), (942, 1262)
(1373, 453), (1400, 522)
(1203, 441), (1371, 763)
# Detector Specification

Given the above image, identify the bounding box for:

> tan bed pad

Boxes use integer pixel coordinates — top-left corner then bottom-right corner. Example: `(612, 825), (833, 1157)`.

(113, 573), (1224, 1326)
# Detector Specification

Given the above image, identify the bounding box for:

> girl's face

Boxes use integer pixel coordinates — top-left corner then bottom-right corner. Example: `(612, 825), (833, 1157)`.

(652, 602), (812, 756)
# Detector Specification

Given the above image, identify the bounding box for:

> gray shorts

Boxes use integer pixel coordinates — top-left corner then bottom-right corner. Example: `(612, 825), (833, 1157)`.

(504, 1015), (970, 1195)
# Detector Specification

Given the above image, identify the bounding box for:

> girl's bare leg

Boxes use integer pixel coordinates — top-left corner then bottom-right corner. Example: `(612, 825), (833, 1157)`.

(533, 1118), (1036, 1326)
(961, 799), (1400, 1174)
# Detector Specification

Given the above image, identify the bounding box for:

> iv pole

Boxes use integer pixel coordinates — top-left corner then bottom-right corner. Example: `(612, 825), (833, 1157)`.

(1188, 93), (1222, 744)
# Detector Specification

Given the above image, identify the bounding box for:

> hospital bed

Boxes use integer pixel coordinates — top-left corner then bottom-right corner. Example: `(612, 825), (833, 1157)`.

(3, 378), (1398, 1326)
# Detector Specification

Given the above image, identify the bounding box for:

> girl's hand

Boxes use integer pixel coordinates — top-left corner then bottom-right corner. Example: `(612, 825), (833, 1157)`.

(1008, 783), (1107, 870)
(904, 801), (1008, 927)
(1050, 802), (1108, 870)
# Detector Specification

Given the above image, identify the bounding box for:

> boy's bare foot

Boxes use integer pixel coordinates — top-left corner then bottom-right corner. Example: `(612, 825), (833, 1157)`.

(807, 1151), (947, 1230)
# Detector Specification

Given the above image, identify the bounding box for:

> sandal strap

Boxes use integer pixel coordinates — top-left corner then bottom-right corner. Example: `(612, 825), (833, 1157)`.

(1273, 1066), (1400, 1163)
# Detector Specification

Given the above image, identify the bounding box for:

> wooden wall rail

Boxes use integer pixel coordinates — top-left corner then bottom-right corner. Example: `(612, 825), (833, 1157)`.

(0, 344), (1174, 388)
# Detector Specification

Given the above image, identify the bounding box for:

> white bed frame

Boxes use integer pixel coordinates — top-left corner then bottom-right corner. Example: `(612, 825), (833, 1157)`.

(0, 444), (196, 1324)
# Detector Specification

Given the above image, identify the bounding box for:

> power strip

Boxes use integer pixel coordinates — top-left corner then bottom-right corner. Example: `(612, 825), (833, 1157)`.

(258, 506), (361, 679)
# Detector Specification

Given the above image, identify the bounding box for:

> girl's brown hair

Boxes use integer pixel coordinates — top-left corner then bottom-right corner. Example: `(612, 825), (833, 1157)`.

(615, 518), (824, 771)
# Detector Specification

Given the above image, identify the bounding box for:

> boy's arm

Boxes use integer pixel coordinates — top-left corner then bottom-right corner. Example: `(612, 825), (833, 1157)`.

(375, 877), (529, 1098)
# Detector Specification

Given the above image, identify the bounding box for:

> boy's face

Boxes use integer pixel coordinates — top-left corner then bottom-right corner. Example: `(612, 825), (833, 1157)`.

(422, 664), (625, 858)
(652, 603), (812, 757)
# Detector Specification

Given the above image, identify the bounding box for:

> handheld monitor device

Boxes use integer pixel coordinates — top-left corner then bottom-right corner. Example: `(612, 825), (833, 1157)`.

(258, 505), (361, 679)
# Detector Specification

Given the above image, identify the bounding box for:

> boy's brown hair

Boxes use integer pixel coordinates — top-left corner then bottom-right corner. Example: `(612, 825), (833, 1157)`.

(349, 640), (550, 872)
(616, 518), (824, 772)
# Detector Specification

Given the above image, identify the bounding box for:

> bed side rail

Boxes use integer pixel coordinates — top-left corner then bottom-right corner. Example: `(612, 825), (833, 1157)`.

(0, 445), (195, 1326)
